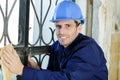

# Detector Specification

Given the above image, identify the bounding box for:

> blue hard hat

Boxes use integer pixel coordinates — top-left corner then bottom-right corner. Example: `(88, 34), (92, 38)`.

(50, 0), (85, 24)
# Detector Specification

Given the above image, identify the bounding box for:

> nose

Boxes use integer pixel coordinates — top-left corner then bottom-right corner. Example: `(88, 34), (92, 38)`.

(57, 26), (66, 34)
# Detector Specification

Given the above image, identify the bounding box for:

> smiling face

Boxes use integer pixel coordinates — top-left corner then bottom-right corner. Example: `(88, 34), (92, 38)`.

(55, 20), (82, 47)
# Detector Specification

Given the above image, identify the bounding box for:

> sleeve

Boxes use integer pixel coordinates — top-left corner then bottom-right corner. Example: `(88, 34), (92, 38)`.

(21, 42), (108, 80)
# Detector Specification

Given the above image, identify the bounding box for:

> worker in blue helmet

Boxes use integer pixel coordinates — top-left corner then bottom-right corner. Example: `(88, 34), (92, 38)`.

(2, 0), (108, 80)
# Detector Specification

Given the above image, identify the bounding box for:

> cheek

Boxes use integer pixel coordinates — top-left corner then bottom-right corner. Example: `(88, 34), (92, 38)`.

(77, 26), (82, 32)
(56, 31), (60, 38)
(56, 31), (59, 35)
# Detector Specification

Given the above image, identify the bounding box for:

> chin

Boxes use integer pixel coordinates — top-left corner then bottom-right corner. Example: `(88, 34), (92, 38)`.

(59, 43), (68, 47)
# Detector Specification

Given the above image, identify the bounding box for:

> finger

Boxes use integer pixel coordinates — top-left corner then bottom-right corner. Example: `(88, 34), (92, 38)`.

(28, 55), (35, 63)
(27, 55), (31, 66)
(28, 55), (32, 62)
(2, 54), (11, 67)
(2, 54), (11, 65)
(28, 55), (30, 60)
(3, 50), (13, 63)
(28, 55), (35, 66)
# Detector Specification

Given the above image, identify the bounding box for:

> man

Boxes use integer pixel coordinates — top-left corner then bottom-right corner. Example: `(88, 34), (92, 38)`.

(2, 0), (108, 80)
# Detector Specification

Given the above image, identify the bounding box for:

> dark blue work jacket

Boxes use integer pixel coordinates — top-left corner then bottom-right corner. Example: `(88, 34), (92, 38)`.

(22, 33), (108, 80)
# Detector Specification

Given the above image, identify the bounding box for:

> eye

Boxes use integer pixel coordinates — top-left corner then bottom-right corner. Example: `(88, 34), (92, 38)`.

(55, 25), (61, 30)
(65, 24), (71, 29)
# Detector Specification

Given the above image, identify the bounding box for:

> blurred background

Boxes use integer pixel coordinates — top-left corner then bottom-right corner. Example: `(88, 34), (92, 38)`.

(0, 0), (120, 80)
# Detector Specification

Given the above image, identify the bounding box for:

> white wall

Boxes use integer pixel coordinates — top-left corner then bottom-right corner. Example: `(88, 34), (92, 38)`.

(76, 0), (87, 34)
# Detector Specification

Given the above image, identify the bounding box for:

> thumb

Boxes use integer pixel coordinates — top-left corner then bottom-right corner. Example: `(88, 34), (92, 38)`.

(28, 55), (34, 63)
(28, 55), (31, 62)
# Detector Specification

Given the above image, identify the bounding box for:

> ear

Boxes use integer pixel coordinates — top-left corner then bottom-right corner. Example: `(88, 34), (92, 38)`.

(77, 24), (82, 32)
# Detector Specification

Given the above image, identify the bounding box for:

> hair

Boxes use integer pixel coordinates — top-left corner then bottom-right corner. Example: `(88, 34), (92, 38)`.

(74, 20), (81, 26)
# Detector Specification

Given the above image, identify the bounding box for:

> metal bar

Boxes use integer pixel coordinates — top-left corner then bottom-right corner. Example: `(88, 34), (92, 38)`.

(18, 0), (30, 47)
(17, 0), (30, 79)
(15, 46), (50, 56)
(8, 0), (17, 20)
(55, 0), (58, 5)
(3, 17), (8, 45)
(39, 0), (43, 46)
(5, 0), (8, 17)
(3, 0), (8, 45)
(0, 5), (5, 18)
(41, 0), (52, 45)
(30, 0), (41, 45)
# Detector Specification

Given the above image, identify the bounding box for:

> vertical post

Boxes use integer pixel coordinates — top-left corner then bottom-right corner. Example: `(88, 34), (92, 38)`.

(86, 0), (93, 37)
(18, 0), (30, 47)
(18, 0), (30, 65)
(17, 0), (30, 80)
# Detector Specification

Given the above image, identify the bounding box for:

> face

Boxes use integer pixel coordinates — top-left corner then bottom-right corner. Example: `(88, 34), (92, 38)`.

(55, 20), (82, 47)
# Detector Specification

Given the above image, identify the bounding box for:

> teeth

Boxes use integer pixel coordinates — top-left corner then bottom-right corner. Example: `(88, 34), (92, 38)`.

(61, 36), (65, 38)
(58, 35), (67, 39)
(60, 36), (66, 39)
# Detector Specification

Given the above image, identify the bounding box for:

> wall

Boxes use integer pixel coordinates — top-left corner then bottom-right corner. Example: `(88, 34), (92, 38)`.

(109, 33), (120, 80)
(92, 0), (120, 79)
(92, 0), (111, 67)
(107, 0), (120, 79)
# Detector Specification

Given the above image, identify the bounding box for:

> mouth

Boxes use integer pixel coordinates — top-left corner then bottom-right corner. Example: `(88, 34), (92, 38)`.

(58, 35), (68, 39)
(60, 36), (67, 39)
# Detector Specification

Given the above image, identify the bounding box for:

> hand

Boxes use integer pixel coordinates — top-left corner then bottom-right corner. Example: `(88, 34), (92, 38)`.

(28, 55), (40, 70)
(2, 47), (24, 75)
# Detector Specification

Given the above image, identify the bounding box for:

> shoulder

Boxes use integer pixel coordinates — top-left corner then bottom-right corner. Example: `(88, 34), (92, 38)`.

(75, 33), (97, 48)
(72, 34), (106, 65)
(76, 34), (103, 54)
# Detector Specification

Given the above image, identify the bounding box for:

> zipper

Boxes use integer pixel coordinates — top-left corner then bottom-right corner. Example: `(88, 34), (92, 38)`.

(60, 52), (65, 69)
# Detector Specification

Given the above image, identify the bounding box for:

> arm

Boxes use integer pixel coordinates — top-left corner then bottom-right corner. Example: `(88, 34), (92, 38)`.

(2, 43), (108, 80)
